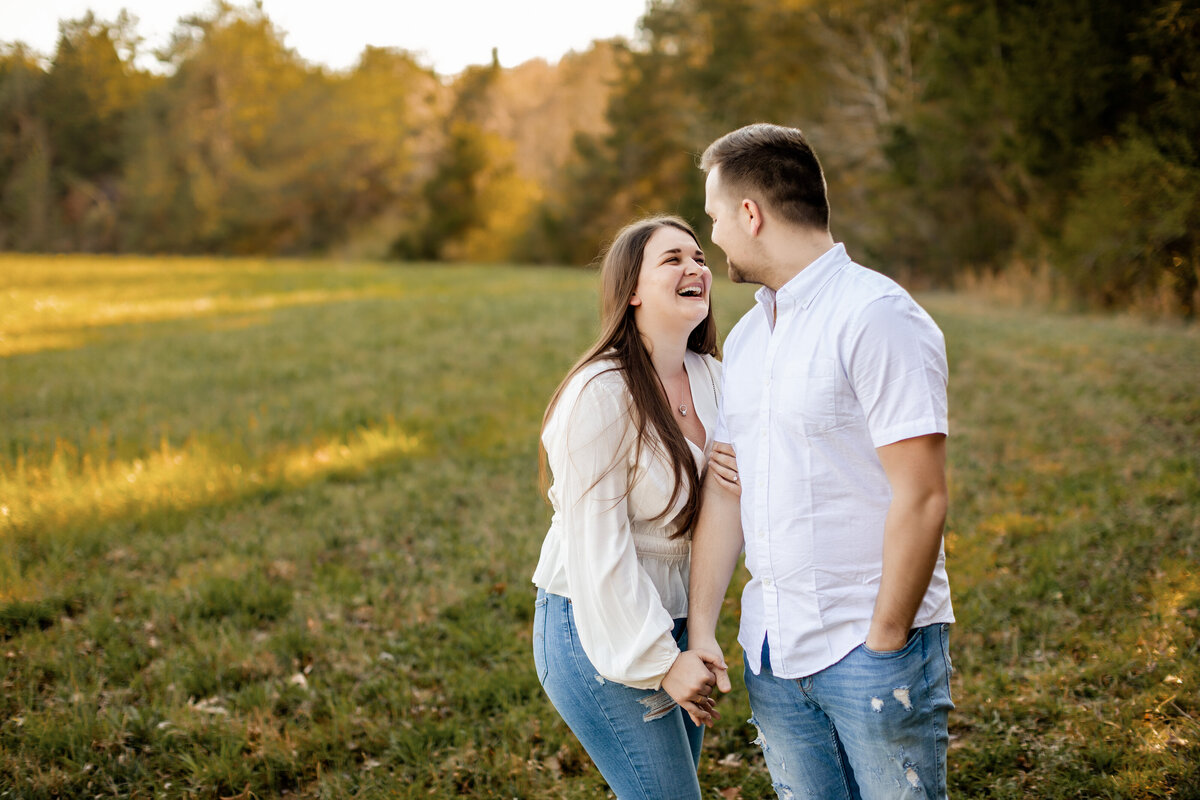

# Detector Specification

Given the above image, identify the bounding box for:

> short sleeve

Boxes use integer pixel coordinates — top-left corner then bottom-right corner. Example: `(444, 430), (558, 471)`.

(845, 294), (949, 448)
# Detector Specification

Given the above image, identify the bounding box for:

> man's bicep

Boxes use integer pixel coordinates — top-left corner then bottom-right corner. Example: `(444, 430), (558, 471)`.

(876, 433), (947, 496)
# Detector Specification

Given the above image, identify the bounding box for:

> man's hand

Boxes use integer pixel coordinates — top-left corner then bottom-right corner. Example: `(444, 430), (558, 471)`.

(864, 628), (911, 653)
(687, 638), (733, 699)
(662, 650), (729, 727)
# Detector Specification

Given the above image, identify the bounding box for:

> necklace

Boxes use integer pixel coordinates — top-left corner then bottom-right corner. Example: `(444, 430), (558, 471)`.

(655, 365), (690, 417)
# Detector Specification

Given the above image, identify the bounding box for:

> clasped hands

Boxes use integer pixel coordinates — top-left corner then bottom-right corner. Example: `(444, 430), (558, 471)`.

(661, 643), (733, 727)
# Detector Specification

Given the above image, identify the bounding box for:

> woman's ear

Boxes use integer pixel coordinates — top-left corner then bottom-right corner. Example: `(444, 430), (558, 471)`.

(629, 293), (642, 307)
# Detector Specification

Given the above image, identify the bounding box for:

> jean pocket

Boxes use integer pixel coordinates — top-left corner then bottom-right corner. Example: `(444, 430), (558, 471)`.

(860, 627), (922, 660)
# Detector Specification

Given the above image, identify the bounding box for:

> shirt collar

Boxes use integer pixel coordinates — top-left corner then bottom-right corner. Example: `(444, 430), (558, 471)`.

(755, 243), (850, 325)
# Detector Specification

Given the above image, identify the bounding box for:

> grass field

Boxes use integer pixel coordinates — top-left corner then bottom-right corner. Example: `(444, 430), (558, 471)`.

(1, 254), (1198, 799)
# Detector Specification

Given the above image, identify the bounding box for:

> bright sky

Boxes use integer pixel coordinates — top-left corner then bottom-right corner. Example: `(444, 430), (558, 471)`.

(3, 0), (651, 75)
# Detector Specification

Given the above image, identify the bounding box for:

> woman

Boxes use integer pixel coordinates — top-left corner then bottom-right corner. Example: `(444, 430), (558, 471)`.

(532, 215), (738, 799)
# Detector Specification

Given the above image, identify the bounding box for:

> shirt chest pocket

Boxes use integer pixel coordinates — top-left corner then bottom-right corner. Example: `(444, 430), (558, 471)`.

(776, 356), (841, 435)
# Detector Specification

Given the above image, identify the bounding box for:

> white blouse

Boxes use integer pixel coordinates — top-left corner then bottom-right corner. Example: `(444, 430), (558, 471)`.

(532, 350), (722, 689)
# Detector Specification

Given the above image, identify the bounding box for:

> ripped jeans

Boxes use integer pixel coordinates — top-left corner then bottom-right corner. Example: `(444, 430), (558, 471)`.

(533, 589), (703, 799)
(744, 627), (954, 799)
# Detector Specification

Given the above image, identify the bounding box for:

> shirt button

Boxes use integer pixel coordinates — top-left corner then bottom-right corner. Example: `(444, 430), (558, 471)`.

(763, 578), (772, 588)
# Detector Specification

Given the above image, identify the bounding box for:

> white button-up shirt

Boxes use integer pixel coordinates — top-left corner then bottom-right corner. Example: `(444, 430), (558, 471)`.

(715, 243), (953, 680)
(534, 351), (722, 688)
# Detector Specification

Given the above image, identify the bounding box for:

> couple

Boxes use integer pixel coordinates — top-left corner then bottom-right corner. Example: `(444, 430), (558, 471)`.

(532, 124), (954, 799)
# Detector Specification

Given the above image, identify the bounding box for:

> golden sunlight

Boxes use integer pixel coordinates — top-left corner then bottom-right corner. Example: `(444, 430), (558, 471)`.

(0, 420), (422, 600)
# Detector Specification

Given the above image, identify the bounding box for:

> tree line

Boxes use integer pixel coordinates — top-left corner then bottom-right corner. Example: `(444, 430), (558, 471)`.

(2, 0), (1196, 314)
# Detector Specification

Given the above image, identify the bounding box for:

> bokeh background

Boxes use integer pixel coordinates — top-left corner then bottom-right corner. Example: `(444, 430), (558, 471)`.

(1, 0), (1197, 314)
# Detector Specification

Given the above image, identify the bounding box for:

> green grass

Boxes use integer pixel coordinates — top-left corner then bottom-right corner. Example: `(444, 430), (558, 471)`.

(1, 254), (1197, 798)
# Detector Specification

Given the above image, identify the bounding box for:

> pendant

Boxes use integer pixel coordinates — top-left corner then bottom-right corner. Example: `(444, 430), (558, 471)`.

(678, 404), (688, 416)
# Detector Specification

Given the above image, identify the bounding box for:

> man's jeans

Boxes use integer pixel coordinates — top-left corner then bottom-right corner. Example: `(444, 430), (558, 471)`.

(533, 588), (704, 799)
(744, 625), (954, 799)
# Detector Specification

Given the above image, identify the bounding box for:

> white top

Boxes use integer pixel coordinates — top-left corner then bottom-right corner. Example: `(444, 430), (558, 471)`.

(715, 243), (953, 680)
(533, 350), (722, 689)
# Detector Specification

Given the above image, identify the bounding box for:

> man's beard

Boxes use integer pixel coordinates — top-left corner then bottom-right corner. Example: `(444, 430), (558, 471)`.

(727, 260), (755, 285)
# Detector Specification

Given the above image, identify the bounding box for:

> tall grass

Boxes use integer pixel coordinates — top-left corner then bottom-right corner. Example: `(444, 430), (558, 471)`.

(953, 260), (1200, 320)
(1, 255), (1197, 798)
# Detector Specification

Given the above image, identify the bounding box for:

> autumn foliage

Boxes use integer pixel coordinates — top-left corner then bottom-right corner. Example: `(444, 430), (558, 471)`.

(1, 0), (1197, 314)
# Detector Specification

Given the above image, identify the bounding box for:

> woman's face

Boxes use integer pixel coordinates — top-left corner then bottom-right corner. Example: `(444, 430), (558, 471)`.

(629, 226), (711, 333)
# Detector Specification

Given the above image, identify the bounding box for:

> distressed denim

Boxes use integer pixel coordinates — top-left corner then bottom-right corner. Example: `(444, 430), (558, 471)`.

(744, 626), (954, 799)
(533, 588), (703, 799)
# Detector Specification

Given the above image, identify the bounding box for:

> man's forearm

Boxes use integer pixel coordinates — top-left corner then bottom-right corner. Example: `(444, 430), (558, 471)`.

(869, 433), (948, 651)
(867, 493), (947, 649)
(688, 471), (745, 644)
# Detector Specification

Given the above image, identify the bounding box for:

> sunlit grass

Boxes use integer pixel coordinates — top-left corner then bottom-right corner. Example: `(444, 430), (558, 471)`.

(0, 420), (422, 601)
(0, 255), (422, 356)
(0, 256), (1197, 798)
(0, 288), (405, 358)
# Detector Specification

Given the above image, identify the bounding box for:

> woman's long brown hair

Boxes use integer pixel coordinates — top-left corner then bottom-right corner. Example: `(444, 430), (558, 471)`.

(539, 215), (720, 538)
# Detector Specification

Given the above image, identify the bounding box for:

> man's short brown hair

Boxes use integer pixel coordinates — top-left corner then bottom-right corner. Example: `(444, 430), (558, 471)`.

(701, 123), (829, 232)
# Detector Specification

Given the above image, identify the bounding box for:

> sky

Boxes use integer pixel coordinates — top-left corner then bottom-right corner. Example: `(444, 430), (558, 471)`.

(3, 0), (651, 75)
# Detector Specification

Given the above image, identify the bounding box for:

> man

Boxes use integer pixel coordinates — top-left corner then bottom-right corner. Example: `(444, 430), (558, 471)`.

(686, 123), (955, 799)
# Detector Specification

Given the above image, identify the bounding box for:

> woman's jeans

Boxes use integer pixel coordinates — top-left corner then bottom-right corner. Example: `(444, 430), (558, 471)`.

(744, 625), (954, 800)
(533, 588), (703, 799)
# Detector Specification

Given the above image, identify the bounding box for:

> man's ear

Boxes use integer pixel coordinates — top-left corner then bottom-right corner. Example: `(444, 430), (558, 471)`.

(742, 199), (763, 236)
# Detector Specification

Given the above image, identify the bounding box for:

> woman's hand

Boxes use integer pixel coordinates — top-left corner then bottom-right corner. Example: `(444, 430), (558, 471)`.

(708, 442), (740, 496)
(662, 650), (728, 727)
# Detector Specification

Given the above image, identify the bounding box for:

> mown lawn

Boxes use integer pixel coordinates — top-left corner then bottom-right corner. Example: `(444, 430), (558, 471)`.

(1, 254), (1197, 798)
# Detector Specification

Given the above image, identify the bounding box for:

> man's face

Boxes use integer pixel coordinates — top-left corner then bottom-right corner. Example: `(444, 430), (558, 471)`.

(704, 166), (758, 285)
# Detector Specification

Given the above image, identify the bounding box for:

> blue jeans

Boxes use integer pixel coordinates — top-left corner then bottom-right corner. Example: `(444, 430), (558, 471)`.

(744, 626), (954, 799)
(533, 588), (704, 799)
